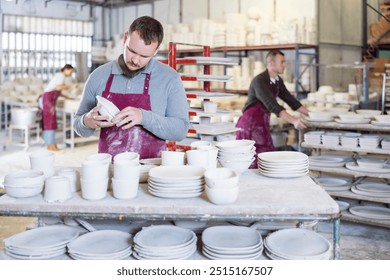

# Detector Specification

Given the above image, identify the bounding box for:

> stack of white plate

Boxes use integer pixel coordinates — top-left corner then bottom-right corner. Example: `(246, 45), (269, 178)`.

(345, 162), (390, 174)
(351, 182), (390, 198)
(321, 132), (341, 146)
(133, 225), (197, 260)
(148, 166), (205, 198)
(309, 155), (349, 168)
(264, 228), (332, 260)
(67, 230), (132, 260)
(303, 131), (324, 145)
(349, 206), (390, 220)
(3, 225), (79, 260)
(381, 138), (390, 150)
(340, 133), (361, 148)
(201, 226), (263, 260)
(316, 176), (351, 191)
(358, 135), (381, 149)
(258, 151), (309, 178)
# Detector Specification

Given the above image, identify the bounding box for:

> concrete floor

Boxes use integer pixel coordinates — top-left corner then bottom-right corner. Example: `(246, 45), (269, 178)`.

(0, 132), (389, 260)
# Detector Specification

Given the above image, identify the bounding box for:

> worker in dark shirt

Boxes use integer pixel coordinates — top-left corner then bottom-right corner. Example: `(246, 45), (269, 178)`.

(236, 49), (309, 168)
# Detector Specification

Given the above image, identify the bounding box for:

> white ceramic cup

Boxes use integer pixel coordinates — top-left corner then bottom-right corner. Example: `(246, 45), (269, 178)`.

(113, 151), (140, 164)
(44, 175), (72, 203)
(113, 160), (140, 180)
(57, 168), (80, 192)
(161, 151), (186, 166)
(82, 160), (110, 180)
(186, 149), (209, 167)
(29, 150), (55, 178)
(80, 177), (108, 200)
(86, 153), (112, 164)
(112, 177), (139, 199)
(198, 145), (219, 168)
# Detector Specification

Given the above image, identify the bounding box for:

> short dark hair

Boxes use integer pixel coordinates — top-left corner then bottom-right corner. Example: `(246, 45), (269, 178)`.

(266, 50), (284, 63)
(61, 64), (74, 72)
(129, 16), (164, 47)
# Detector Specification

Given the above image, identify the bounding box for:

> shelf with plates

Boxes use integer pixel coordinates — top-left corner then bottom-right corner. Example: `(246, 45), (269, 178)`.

(301, 142), (390, 155)
(301, 121), (390, 229)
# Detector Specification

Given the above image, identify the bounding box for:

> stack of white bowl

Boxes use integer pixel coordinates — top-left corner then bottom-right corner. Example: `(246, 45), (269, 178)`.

(80, 153), (112, 200)
(204, 168), (239, 205)
(215, 139), (255, 173)
(258, 151), (309, 178)
(202, 226), (263, 260)
(112, 152), (140, 200)
(356, 109), (381, 119)
(337, 114), (370, 124)
(132, 225), (197, 260)
(67, 230), (133, 260)
(303, 131), (324, 145)
(381, 137), (390, 150)
(321, 132), (341, 146)
(358, 135), (381, 149)
(3, 170), (45, 198)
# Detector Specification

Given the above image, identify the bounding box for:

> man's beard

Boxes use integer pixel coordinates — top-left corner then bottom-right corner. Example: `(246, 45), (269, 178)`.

(118, 54), (146, 78)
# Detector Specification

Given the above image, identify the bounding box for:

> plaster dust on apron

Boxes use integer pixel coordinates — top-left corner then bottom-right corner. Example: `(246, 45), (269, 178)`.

(98, 72), (166, 160)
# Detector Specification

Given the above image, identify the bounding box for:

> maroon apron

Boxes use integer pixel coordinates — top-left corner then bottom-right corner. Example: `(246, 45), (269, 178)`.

(41, 90), (61, 130)
(98, 73), (166, 160)
(236, 83), (279, 169)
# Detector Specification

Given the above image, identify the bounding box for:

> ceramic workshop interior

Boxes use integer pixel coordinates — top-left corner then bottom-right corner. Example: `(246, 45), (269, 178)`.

(1, 0), (390, 261)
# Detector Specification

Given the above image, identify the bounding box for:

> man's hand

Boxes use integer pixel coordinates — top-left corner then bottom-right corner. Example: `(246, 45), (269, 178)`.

(83, 105), (115, 129)
(111, 106), (143, 130)
(292, 118), (307, 130)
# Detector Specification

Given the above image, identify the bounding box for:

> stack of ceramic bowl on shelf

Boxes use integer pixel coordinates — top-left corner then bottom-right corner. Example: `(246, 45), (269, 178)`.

(345, 156), (390, 174)
(264, 228), (332, 260)
(201, 226), (263, 260)
(356, 109), (381, 119)
(307, 111), (333, 122)
(80, 153), (112, 200)
(67, 230), (133, 260)
(303, 131), (324, 145)
(372, 115), (390, 127)
(204, 167), (239, 205)
(3, 225), (79, 260)
(257, 151), (309, 178)
(321, 132), (341, 146)
(132, 225), (197, 260)
(112, 152), (140, 200)
(381, 137), (390, 150)
(215, 139), (255, 173)
(3, 170), (45, 198)
(340, 132), (361, 148)
(147, 165), (205, 198)
(358, 135), (381, 149)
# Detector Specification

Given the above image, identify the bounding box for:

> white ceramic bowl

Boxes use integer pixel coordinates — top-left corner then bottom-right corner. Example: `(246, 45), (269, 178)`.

(44, 176), (72, 203)
(5, 184), (43, 198)
(11, 108), (38, 126)
(4, 170), (45, 187)
(218, 158), (254, 173)
(96, 96), (120, 121)
(215, 139), (255, 153)
(205, 185), (239, 205)
(204, 168), (239, 188)
(114, 151), (140, 163)
(190, 140), (212, 149)
(139, 165), (155, 183)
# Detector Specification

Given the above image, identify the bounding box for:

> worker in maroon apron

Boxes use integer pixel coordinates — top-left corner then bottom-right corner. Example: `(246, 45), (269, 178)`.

(236, 50), (309, 169)
(39, 64), (76, 151)
(98, 73), (165, 159)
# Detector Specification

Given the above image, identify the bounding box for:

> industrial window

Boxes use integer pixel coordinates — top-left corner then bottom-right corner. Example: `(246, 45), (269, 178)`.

(1, 15), (94, 82)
